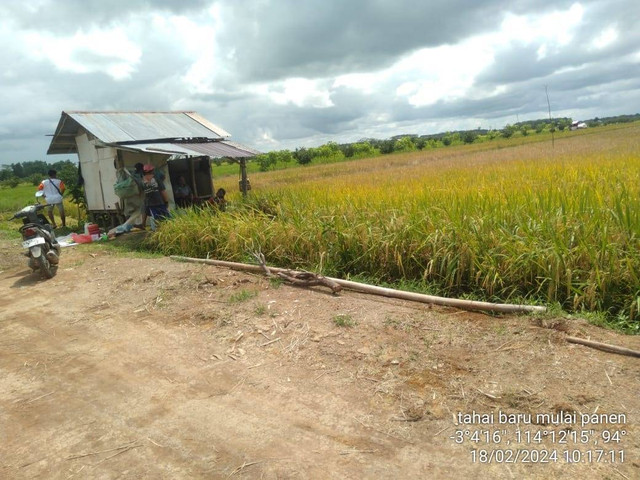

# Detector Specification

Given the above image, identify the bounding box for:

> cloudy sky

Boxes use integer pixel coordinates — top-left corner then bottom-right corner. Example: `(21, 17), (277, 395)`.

(1, 0), (638, 165)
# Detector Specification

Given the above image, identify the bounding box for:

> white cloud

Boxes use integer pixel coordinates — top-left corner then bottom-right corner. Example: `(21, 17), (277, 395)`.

(328, 4), (588, 108)
(394, 3), (586, 105)
(591, 26), (618, 50)
(151, 5), (226, 94)
(258, 128), (278, 145)
(333, 72), (380, 94)
(23, 27), (141, 80)
(258, 78), (334, 108)
(0, 0), (638, 163)
(394, 41), (495, 106)
(332, 39), (495, 107)
(501, 3), (583, 47)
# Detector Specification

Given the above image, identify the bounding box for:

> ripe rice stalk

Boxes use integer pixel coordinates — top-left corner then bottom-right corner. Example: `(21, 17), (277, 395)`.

(150, 124), (640, 325)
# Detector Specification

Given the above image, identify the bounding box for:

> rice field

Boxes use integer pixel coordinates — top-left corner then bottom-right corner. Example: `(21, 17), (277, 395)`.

(0, 183), (84, 236)
(151, 124), (640, 330)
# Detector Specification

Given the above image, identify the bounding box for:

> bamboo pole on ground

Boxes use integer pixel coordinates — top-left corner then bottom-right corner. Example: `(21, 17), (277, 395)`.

(566, 336), (640, 358)
(170, 255), (547, 314)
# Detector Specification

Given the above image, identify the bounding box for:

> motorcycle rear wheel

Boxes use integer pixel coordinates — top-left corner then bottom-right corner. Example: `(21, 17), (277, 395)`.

(37, 255), (56, 279)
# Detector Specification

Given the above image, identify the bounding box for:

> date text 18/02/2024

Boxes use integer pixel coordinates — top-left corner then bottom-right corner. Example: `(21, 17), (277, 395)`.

(468, 448), (625, 464)
(451, 410), (628, 464)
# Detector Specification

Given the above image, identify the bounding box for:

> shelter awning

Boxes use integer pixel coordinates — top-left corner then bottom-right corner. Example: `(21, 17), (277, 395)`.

(117, 140), (259, 159)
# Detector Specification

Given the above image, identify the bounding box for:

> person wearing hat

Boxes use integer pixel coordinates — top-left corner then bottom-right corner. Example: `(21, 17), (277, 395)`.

(141, 164), (170, 228)
(37, 169), (66, 228)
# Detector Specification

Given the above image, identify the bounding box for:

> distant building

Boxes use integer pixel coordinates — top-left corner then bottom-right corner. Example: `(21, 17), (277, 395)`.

(570, 121), (588, 131)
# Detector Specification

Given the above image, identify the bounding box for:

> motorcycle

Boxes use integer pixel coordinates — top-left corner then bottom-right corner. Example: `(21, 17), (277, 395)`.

(11, 195), (61, 278)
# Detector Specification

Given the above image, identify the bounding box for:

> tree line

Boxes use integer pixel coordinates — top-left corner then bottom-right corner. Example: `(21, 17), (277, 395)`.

(0, 159), (78, 186)
(0, 159), (85, 207)
(3, 113), (638, 180)
(250, 113), (639, 171)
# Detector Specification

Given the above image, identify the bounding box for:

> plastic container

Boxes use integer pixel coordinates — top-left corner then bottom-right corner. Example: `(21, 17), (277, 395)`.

(84, 223), (100, 236)
(71, 233), (92, 244)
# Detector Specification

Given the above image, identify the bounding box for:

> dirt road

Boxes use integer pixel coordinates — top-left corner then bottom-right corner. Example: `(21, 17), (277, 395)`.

(1, 241), (638, 479)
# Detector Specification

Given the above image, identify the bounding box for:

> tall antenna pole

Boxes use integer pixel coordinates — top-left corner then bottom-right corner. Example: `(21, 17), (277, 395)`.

(545, 85), (555, 148)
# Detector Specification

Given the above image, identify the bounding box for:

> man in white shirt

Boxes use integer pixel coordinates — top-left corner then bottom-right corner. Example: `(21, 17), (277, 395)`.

(37, 169), (66, 228)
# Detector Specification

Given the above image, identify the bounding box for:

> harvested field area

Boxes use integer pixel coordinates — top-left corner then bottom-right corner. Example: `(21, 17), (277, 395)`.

(0, 242), (638, 479)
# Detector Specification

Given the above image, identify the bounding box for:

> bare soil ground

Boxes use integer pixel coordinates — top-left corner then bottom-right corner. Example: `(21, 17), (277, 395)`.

(0, 236), (639, 479)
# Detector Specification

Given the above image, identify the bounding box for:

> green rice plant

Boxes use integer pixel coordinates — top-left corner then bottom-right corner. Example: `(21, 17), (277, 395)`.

(0, 183), (85, 227)
(0, 183), (38, 212)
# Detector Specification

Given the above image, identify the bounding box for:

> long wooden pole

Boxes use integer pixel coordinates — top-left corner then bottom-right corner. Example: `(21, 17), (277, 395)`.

(170, 255), (546, 314)
(566, 336), (640, 358)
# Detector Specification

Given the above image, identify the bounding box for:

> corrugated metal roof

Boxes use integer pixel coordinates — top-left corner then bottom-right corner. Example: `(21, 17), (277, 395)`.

(70, 111), (231, 142)
(47, 111), (233, 154)
(120, 140), (258, 158)
(218, 140), (262, 156)
(174, 141), (259, 158)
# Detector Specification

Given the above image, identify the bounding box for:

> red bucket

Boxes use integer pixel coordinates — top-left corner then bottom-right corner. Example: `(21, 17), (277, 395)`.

(86, 223), (100, 235)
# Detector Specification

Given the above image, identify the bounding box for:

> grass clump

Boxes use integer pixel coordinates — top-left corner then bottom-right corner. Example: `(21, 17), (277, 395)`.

(229, 289), (258, 303)
(333, 314), (356, 328)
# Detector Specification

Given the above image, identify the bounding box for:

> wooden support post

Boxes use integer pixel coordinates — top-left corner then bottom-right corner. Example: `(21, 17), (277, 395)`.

(239, 158), (248, 197)
(190, 157), (198, 198)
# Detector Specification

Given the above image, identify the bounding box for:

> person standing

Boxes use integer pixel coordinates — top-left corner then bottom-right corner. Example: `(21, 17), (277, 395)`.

(38, 169), (66, 228)
(141, 164), (169, 228)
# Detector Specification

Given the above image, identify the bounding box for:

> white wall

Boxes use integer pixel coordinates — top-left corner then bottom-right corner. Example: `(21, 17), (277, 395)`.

(77, 133), (118, 211)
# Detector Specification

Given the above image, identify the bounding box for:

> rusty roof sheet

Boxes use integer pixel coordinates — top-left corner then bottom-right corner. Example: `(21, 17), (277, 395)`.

(119, 140), (258, 159)
(174, 141), (260, 158)
(47, 111), (232, 154)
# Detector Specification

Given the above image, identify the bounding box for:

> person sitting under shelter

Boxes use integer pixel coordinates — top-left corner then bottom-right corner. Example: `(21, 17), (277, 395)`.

(213, 188), (227, 211)
(173, 175), (194, 207)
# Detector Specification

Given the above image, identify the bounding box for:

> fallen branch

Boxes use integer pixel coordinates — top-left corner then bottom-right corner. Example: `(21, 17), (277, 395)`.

(259, 337), (281, 347)
(228, 460), (262, 477)
(171, 255), (546, 314)
(253, 252), (341, 293)
(146, 437), (165, 448)
(276, 270), (342, 294)
(477, 389), (501, 400)
(252, 252), (272, 277)
(566, 336), (640, 358)
(313, 368), (341, 381)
